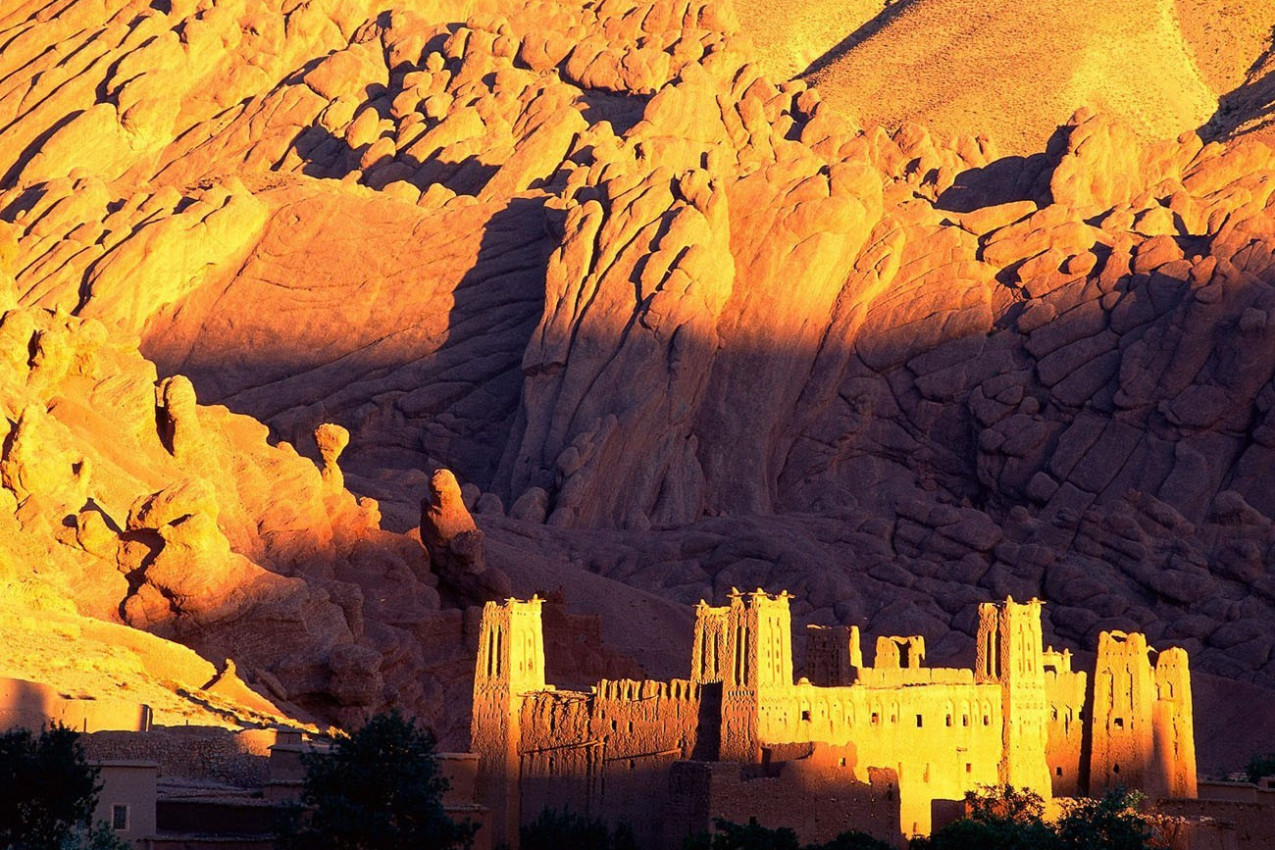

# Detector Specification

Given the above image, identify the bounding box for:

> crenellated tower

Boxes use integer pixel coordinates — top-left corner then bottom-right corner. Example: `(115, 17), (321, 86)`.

(1152, 647), (1197, 798)
(975, 597), (1052, 798)
(471, 596), (546, 849)
(1089, 630), (1156, 794)
(717, 588), (794, 762)
(1090, 631), (1197, 798)
(691, 600), (730, 684)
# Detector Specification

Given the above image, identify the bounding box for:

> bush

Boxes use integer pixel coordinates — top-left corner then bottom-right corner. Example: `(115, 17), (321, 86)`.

(916, 785), (1159, 850)
(278, 711), (476, 850)
(520, 807), (636, 850)
(0, 725), (130, 850)
(815, 830), (896, 850)
(682, 818), (894, 850)
(1054, 789), (1157, 850)
(917, 785), (1059, 850)
(1243, 752), (1275, 785)
(683, 818), (801, 850)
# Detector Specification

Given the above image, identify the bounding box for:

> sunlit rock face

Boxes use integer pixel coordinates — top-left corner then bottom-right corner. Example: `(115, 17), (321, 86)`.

(1, 0), (1274, 767)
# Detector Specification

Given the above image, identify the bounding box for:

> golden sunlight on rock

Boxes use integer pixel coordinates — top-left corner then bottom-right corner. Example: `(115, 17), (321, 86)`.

(0, 0), (1274, 845)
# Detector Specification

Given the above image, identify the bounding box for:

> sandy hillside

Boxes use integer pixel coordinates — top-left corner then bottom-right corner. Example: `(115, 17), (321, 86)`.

(0, 577), (305, 729)
(805, 0), (1218, 154)
(731, 0), (889, 82)
(1174, 0), (1275, 94)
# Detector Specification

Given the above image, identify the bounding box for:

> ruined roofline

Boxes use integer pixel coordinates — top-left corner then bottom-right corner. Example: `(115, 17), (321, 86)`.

(694, 587), (796, 607)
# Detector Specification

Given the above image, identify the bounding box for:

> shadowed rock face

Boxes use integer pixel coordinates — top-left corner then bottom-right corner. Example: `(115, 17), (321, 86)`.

(1, 0), (1275, 769)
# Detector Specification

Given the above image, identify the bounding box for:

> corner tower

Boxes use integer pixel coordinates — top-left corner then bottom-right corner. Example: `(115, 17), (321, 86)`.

(1091, 632), (1197, 798)
(471, 597), (545, 848)
(1152, 647), (1196, 798)
(975, 597), (1052, 797)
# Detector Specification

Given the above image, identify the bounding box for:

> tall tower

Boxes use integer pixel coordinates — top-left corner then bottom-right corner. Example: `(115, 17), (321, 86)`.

(1152, 647), (1197, 798)
(471, 597), (545, 848)
(975, 597), (1052, 797)
(718, 589), (794, 762)
(691, 601), (729, 684)
(1089, 630), (1156, 795)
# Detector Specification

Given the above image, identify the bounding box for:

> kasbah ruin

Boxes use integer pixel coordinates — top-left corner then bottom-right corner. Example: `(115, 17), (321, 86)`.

(470, 591), (1198, 848)
(7, 587), (1275, 849)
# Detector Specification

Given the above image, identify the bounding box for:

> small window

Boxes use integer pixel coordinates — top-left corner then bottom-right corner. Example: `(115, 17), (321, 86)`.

(112, 805), (128, 831)
(839, 758), (847, 767)
(965, 763), (972, 774)
(945, 715), (952, 727)
(983, 715), (990, 726)
(1114, 717), (1124, 729)
(801, 710), (811, 722)
(916, 714), (923, 728)
(962, 715), (969, 727)
(1113, 763), (1121, 775)
(871, 712), (880, 725)
(1056, 766), (1063, 777)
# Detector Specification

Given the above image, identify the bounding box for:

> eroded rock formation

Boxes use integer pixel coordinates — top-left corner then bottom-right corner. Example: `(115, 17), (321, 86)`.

(0, 0), (1273, 771)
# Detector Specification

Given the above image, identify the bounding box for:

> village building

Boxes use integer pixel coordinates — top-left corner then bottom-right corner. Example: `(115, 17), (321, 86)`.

(471, 591), (1199, 848)
(0, 675), (489, 849)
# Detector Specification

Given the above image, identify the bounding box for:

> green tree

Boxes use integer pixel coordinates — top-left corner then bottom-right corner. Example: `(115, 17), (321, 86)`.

(695, 818), (802, 850)
(1243, 752), (1275, 785)
(1054, 789), (1157, 850)
(520, 807), (637, 850)
(815, 831), (895, 850)
(684, 819), (894, 850)
(0, 725), (126, 850)
(920, 785), (1060, 850)
(278, 711), (475, 850)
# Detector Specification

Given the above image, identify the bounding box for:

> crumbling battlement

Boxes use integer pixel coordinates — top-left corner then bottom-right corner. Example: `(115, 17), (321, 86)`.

(471, 592), (1197, 848)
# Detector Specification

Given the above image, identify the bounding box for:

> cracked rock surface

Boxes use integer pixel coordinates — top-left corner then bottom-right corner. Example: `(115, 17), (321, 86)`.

(1, 0), (1275, 769)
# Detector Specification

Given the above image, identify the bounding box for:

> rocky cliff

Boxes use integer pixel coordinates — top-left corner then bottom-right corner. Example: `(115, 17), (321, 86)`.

(1, 0), (1274, 770)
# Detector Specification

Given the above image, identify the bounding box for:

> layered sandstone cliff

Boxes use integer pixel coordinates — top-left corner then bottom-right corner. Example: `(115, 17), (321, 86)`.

(1, 0), (1274, 770)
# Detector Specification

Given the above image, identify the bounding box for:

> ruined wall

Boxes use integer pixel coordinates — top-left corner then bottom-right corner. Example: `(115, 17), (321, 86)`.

(0, 676), (151, 733)
(1043, 648), (1087, 796)
(756, 679), (1004, 836)
(85, 727), (275, 787)
(804, 624), (858, 687)
(875, 636), (925, 669)
(1157, 782), (1275, 850)
(518, 679), (705, 847)
(666, 749), (903, 848)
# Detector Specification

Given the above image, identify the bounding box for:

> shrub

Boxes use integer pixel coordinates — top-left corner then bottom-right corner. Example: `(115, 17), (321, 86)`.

(0, 724), (129, 850)
(278, 711), (475, 850)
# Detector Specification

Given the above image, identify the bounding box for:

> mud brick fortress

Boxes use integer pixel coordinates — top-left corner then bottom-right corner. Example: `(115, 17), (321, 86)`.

(471, 592), (1198, 848)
